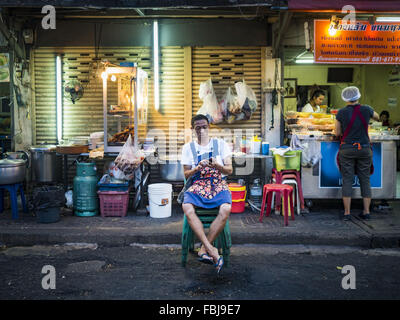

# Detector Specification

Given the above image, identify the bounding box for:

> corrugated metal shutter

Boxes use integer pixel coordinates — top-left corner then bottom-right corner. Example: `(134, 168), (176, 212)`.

(33, 47), (153, 144)
(191, 46), (263, 183)
(192, 46), (262, 141)
(33, 46), (185, 185)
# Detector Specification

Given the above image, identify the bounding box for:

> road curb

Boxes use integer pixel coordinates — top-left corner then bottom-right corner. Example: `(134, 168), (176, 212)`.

(0, 231), (395, 248)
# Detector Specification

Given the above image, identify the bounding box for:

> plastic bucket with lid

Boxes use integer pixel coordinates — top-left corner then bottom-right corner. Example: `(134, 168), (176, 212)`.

(148, 183), (173, 218)
(228, 183), (247, 213)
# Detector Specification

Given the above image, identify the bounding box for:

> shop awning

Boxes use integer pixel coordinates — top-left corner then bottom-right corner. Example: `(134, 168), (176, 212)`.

(288, 0), (400, 12)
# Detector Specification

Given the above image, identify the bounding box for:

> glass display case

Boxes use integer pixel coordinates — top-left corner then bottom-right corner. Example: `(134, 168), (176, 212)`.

(102, 64), (148, 153)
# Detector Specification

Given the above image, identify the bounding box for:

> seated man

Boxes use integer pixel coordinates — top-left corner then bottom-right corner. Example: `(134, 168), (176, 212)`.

(181, 114), (233, 273)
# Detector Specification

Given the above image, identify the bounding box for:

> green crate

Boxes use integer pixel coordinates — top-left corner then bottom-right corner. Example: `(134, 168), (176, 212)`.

(272, 150), (302, 171)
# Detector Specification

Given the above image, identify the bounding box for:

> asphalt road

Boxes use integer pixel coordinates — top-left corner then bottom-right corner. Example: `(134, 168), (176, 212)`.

(1, 243), (399, 301)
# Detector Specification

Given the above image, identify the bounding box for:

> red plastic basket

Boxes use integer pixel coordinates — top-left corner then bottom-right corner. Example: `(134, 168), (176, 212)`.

(98, 190), (129, 217)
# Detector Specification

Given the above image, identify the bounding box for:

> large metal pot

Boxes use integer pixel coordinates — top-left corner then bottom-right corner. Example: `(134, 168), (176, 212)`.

(0, 159), (26, 185)
(159, 156), (184, 182)
(30, 145), (60, 183)
(4, 151), (30, 167)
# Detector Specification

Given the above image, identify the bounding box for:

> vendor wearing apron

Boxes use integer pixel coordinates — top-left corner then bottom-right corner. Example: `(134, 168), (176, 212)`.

(181, 114), (233, 273)
(335, 86), (379, 221)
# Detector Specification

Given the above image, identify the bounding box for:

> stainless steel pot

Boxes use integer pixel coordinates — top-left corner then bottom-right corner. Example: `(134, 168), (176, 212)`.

(4, 151), (30, 167)
(0, 159), (26, 185)
(30, 145), (60, 183)
(159, 158), (184, 182)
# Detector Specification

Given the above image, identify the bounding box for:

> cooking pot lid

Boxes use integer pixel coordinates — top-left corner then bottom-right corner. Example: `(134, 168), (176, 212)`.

(30, 145), (57, 152)
(0, 159), (26, 167)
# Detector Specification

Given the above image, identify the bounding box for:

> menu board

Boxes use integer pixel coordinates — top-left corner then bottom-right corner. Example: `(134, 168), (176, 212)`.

(314, 20), (400, 64)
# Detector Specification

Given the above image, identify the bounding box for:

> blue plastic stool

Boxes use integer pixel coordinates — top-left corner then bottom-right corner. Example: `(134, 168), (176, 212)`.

(0, 183), (28, 219)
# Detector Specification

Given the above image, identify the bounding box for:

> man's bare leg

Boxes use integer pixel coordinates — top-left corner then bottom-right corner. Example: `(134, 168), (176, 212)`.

(200, 203), (231, 264)
(182, 203), (217, 258)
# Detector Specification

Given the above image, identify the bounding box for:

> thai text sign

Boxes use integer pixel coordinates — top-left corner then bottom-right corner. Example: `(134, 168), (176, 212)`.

(314, 20), (400, 64)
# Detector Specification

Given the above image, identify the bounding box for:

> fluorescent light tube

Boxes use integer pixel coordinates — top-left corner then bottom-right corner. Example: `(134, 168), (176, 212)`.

(153, 20), (160, 111)
(295, 59), (314, 64)
(376, 17), (400, 22)
(56, 55), (63, 143)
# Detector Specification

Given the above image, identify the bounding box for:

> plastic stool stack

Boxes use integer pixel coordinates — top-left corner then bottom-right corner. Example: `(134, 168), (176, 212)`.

(181, 208), (231, 267)
(272, 172), (300, 216)
(272, 168), (304, 213)
(259, 184), (295, 226)
(0, 183), (28, 220)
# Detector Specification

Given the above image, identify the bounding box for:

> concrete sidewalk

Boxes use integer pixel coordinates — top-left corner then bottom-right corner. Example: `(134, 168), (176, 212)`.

(0, 200), (399, 248)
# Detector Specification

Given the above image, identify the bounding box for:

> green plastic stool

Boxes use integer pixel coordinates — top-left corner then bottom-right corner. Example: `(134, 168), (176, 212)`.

(181, 208), (232, 267)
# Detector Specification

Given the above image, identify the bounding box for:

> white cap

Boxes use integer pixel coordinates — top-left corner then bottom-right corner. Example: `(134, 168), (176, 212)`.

(341, 86), (361, 102)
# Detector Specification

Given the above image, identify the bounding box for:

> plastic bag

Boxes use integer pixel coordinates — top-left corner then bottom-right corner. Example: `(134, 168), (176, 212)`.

(197, 79), (223, 124)
(28, 185), (65, 212)
(234, 80), (258, 121)
(114, 134), (145, 180)
(220, 86), (242, 124)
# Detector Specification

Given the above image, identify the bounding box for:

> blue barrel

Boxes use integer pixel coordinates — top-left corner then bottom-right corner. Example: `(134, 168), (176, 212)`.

(73, 162), (98, 217)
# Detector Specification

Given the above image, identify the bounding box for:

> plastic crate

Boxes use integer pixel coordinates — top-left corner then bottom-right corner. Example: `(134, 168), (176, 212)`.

(98, 190), (129, 217)
(97, 181), (130, 192)
(272, 150), (302, 171)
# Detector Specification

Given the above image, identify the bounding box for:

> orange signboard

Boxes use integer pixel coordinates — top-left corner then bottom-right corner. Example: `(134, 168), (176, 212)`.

(314, 20), (400, 64)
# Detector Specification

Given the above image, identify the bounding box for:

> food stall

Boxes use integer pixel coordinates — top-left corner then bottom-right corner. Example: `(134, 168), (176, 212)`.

(102, 64), (148, 153)
(285, 110), (399, 203)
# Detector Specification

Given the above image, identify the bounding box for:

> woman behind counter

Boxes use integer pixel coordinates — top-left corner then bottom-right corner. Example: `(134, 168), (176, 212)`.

(302, 89), (326, 113)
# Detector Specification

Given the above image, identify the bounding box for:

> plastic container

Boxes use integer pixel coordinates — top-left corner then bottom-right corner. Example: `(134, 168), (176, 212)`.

(98, 190), (129, 217)
(97, 181), (130, 192)
(36, 207), (60, 223)
(148, 183), (172, 218)
(249, 140), (261, 154)
(272, 150), (302, 172)
(228, 183), (246, 213)
(248, 178), (263, 212)
(262, 142), (269, 155)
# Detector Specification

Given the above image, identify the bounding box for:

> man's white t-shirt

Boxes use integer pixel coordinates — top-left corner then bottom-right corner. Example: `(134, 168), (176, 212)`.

(302, 103), (320, 113)
(181, 139), (232, 177)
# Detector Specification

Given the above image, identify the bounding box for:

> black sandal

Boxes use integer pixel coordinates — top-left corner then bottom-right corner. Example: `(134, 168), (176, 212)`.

(358, 213), (371, 220)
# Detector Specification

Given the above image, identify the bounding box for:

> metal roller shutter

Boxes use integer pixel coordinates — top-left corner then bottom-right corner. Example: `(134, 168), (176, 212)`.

(192, 46), (262, 142)
(33, 47), (153, 145)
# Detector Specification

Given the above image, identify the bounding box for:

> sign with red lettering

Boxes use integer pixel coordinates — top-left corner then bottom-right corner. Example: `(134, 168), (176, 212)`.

(314, 20), (400, 64)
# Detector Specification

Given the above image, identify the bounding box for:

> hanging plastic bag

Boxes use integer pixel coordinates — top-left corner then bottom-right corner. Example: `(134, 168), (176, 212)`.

(235, 80), (258, 120)
(114, 134), (145, 180)
(197, 79), (223, 124)
(220, 86), (241, 123)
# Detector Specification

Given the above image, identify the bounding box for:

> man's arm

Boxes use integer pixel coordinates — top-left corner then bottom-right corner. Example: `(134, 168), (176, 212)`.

(183, 164), (201, 180)
(209, 156), (233, 175)
(372, 111), (379, 121)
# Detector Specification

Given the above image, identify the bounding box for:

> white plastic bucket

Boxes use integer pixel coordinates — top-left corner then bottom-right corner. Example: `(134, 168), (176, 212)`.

(148, 183), (173, 218)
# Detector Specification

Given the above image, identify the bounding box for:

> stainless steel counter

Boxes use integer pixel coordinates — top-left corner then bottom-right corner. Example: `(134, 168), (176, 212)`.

(297, 136), (398, 200)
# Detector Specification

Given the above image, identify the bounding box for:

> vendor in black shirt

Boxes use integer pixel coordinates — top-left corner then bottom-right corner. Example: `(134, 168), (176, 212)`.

(335, 86), (379, 221)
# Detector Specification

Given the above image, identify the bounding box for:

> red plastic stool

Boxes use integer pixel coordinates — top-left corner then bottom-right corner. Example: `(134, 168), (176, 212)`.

(259, 184), (295, 226)
(272, 168), (304, 211)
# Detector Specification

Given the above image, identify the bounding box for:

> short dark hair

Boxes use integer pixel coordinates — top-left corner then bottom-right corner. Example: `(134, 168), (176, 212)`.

(311, 89), (325, 100)
(191, 114), (209, 128)
(380, 110), (389, 118)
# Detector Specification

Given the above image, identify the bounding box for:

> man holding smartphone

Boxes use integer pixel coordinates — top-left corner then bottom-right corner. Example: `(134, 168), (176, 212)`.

(181, 114), (233, 273)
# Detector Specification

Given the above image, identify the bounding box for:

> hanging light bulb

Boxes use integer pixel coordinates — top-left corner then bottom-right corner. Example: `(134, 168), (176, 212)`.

(111, 75), (117, 82)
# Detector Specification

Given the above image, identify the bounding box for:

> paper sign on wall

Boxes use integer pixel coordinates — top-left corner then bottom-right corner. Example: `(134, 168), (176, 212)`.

(314, 20), (400, 64)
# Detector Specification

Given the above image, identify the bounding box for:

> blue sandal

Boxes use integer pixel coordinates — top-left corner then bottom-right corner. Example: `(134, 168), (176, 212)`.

(214, 256), (224, 274)
(198, 253), (214, 265)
